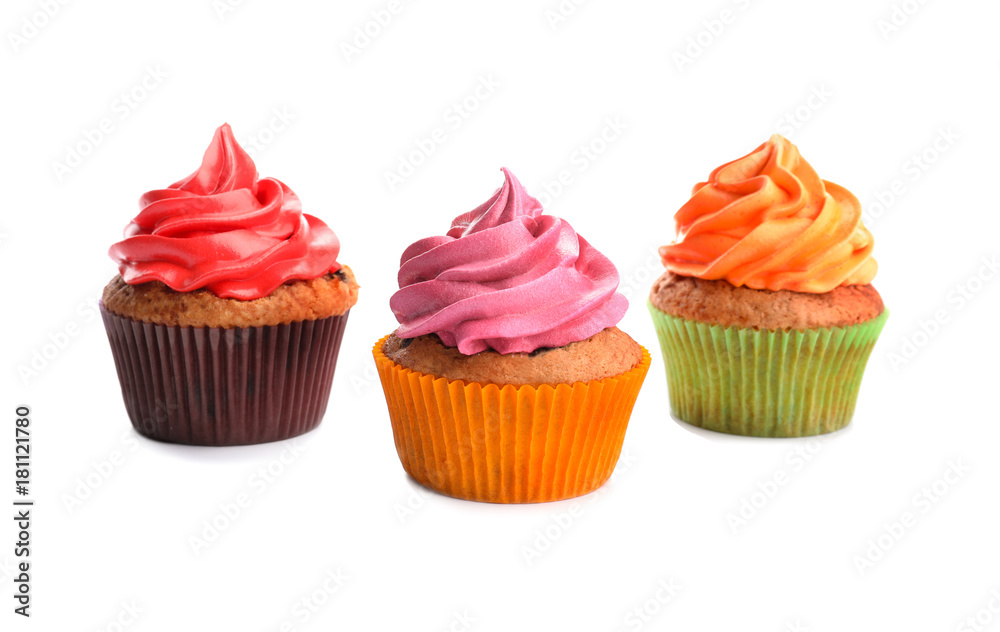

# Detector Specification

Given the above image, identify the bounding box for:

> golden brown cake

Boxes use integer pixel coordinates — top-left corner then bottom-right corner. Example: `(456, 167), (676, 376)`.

(102, 266), (359, 328)
(650, 271), (884, 330)
(382, 326), (641, 386)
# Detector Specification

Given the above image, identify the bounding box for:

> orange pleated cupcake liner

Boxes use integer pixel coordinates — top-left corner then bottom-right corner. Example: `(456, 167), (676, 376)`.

(373, 335), (650, 503)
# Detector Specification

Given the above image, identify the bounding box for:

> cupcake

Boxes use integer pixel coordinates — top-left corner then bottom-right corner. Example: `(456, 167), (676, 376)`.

(649, 134), (887, 437)
(374, 168), (649, 503)
(101, 124), (358, 446)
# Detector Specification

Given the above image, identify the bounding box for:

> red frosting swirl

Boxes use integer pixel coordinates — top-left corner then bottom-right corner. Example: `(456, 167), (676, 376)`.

(109, 124), (341, 300)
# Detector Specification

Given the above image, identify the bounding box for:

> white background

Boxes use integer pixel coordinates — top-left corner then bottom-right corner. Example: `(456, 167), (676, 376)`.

(2, 0), (999, 630)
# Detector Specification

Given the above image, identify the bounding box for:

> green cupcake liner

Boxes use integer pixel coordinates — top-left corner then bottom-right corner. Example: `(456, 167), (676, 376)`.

(648, 301), (888, 437)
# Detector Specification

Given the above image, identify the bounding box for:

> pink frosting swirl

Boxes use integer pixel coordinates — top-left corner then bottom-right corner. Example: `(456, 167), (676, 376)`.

(390, 168), (627, 355)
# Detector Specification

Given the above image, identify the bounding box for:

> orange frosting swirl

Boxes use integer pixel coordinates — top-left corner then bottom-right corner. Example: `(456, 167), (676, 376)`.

(660, 134), (877, 293)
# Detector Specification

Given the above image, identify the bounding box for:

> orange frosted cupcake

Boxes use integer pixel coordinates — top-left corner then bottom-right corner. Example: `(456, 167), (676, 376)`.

(374, 169), (649, 503)
(649, 135), (888, 437)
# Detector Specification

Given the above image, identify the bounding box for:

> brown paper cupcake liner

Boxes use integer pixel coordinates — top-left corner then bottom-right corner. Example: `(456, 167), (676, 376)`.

(101, 304), (349, 446)
(373, 335), (650, 503)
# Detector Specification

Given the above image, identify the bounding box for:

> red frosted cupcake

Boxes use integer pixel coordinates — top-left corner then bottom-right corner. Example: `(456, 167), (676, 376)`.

(101, 124), (358, 446)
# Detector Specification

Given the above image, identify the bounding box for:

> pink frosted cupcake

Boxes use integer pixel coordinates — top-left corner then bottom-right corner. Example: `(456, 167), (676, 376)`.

(374, 169), (650, 503)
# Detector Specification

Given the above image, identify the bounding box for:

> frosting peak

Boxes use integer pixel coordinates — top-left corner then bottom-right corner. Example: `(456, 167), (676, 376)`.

(391, 168), (627, 355)
(167, 123), (257, 196)
(109, 124), (341, 300)
(660, 134), (877, 293)
(446, 167), (544, 238)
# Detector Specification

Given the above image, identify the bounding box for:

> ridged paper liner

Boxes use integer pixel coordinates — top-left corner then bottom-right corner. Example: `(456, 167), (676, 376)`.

(373, 335), (651, 503)
(648, 301), (888, 437)
(101, 305), (349, 446)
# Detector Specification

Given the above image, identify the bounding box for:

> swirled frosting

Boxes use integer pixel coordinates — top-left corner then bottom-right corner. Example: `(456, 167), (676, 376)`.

(660, 134), (876, 293)
(109, 123), (341, 300)
(390, 168), (628, 355)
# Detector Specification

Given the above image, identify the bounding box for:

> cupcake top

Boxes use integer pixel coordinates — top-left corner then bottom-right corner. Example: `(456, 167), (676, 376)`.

(108, 123), (342, 300)
(659, 134), (877, 293)
(390, 168), (628, 355)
